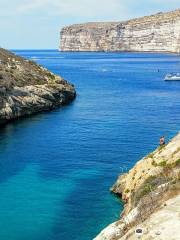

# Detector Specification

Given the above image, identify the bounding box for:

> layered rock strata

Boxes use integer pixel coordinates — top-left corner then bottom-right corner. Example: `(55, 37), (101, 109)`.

(95, 133), (180, 240)
(60, 9), (180, 53)
(0, 48), (76, 125)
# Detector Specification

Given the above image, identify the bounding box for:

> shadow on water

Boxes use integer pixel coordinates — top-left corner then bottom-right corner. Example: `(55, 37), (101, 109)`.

(0, 101), (77, 184)
(0, 118), (43, 184)
(0, 51), (180, 240)
(51, 172), (123, 240)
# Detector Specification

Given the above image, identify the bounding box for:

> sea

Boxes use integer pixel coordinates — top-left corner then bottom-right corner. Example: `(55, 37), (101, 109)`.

(0, 50), (180, 240)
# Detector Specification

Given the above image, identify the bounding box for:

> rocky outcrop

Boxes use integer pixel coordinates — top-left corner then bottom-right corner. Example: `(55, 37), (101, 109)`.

(95, 133), (180, 240)
(0, 48), (76, 125)
(60, 9), (180, 53)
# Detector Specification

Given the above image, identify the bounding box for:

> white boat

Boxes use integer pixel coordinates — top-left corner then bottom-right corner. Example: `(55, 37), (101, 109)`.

(164, 73), (180, 81)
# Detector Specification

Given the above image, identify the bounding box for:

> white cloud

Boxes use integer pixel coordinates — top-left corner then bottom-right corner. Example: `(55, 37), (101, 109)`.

(0, 0), (179, 48)
(1, 0), (180, 19)
(14, 0), (128, 19)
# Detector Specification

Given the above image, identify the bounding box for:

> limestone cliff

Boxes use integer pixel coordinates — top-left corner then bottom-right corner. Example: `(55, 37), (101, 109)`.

(95, 133), (180, 240)
(60, 9), (180, 53)
(0, 48), (76, 125)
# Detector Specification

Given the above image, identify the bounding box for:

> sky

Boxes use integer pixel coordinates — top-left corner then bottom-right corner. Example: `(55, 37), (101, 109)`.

(0, 0), (180, 49)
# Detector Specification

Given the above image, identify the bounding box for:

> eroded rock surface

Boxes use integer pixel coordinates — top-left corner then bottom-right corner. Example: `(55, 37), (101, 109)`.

(0, 48), (76, 125)
(60, 9), (180, 53)
(95, 133), (180, 240)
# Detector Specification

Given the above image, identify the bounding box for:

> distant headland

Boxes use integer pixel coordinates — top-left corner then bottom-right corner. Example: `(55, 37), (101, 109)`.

(60, 9), (180, 53)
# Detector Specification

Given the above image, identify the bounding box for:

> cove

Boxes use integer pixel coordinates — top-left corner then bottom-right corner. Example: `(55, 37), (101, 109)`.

(0, 51), (180, 240)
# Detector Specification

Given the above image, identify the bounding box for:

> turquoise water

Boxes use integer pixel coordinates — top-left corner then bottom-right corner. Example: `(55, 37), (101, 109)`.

(0, 51), (180, 240)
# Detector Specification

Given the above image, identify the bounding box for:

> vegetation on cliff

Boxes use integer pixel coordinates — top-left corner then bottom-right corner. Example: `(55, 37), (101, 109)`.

(95, 133), (180, 240)
(0, 48), (76, 125)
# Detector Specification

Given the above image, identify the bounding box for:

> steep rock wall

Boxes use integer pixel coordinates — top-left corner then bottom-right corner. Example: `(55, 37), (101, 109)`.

(94, 133), (180, 240)
(60, 9), (180, 53)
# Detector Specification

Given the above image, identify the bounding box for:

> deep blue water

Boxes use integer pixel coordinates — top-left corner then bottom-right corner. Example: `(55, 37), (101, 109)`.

(0, 50), (180, 240)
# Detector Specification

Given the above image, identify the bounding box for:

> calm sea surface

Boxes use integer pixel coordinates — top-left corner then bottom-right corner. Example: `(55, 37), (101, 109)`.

(0, 51), (180, 240)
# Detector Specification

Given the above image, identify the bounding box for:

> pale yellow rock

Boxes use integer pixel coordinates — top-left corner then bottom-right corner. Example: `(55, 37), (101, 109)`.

(95, 133), (180, 240)
(95, 195), (180, 240)
(119, 194), (180, 240)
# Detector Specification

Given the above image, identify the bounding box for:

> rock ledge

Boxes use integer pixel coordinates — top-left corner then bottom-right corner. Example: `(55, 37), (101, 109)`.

(95, 133), (180, 240)
(0, 48), (76, 125)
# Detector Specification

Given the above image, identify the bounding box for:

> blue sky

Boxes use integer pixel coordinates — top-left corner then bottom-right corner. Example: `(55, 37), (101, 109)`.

(0, 0), (179, 49)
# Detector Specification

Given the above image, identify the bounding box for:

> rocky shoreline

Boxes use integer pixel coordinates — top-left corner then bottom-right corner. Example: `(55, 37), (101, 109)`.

(0, 48), (76, 125)
(60, 9), (180, 53)
(95, 133), (180, 240)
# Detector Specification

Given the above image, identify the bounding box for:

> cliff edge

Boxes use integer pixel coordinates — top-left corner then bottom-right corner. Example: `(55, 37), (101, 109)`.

(0, 48), (76, 125)
(60, 9), (180, 53)
(95, 133), (180, 240)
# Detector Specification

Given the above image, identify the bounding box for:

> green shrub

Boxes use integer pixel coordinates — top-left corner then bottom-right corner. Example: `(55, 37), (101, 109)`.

(152, 160), (157, 166)
(147, 153), (154, 159)
(134, 184), (153, 205)
(158, 160), (167, 167)
(125, 189), (130, 193)
(175, 159), (180, 166)
(133, 175), (159, 205)
(158, 144), (166, 151)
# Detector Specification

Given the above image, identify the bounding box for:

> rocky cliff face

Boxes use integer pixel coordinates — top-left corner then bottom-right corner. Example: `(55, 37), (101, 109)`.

(95, 133), (180, 240)
(60, 9), (180, 53)
(0, 48), (76, 125)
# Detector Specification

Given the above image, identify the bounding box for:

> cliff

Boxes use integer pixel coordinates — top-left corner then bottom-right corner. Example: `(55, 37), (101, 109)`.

(0, 48), (76, 125)
(60, 9), (180, 53)
(95, 133), (180, 240)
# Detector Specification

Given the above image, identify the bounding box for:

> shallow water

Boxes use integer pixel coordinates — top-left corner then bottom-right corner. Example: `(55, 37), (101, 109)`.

(0, 50), (180, 240)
